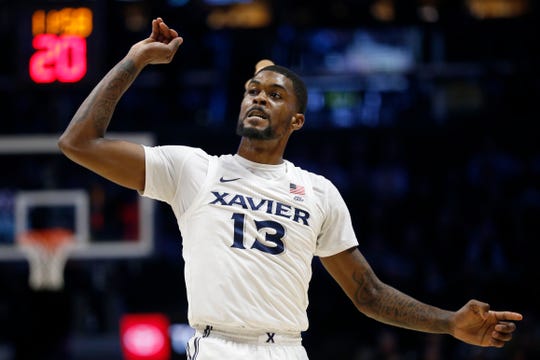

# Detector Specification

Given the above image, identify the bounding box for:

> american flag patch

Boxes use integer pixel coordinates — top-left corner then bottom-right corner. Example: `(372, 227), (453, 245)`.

(289, 183), (305, 195)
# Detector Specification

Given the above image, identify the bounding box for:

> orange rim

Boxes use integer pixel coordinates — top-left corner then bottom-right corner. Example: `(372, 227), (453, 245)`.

(17, 228), (74, 253)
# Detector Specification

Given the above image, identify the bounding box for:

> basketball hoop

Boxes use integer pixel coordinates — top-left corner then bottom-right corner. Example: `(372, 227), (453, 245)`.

(17, 228), (75, 291)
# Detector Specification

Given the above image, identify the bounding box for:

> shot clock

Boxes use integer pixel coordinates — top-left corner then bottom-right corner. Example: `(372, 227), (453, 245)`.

(24, 4), (99, 84)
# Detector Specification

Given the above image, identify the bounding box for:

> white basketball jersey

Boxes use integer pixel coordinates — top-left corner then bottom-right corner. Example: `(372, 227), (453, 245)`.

(142, 145), (358, 333)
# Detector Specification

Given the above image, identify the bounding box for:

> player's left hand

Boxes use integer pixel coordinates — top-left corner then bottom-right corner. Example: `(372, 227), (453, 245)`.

(452, 299), (523, 347)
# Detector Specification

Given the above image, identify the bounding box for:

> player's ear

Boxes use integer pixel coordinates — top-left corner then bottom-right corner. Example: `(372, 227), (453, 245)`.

(291, 113), (305, 131)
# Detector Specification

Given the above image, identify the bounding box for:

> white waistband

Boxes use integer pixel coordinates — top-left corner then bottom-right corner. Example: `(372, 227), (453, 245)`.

(193, 325), (302, 346)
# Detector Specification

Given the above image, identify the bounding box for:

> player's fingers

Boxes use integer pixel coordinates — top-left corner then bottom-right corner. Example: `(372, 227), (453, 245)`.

(159, 21), (173, 37)
(169, 37), (184, 53)
(157, 25), (171, 43)
(494, 311), (523, 322)
(488, 337), (506, 348)
(154, 37), (184, 63)
(491, 328), (514, 343)
(494, 321), (517, 334)
(151, 19), (160, 39)
(170, 28), (179, 38)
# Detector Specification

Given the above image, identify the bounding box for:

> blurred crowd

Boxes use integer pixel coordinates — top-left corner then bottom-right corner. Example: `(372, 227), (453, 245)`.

(289, 127), (540, 359)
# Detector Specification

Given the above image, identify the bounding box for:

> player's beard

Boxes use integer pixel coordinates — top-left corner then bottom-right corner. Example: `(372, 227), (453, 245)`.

(236, 118), (275, 140)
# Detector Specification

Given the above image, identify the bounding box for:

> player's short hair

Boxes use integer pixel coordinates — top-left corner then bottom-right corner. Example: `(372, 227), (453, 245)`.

(256, 65), (308, 114)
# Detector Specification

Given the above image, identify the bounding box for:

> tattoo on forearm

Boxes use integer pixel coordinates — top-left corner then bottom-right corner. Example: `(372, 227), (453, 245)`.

(93, 98), (116, 134)
(351, 268), (437, 330)
(74, 59), (138, 136)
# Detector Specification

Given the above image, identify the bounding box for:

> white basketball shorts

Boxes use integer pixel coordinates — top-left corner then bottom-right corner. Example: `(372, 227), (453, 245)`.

(186, 326), (309, 360)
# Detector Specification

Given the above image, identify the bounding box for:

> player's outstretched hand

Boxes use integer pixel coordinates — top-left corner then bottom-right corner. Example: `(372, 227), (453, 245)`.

(129, 17), (183, 66)
(452, 299), (523, 347)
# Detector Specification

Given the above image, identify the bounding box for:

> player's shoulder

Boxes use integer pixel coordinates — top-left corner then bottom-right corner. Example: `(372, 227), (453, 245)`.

(286, 160), (336, 191)
(152, 144), (207, 155)
(146, 145), (211, 161)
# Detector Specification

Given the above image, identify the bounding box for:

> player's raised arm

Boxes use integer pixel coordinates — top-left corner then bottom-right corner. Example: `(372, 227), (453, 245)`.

(320, 247), (523, 348)
(58, 18), (183, 191)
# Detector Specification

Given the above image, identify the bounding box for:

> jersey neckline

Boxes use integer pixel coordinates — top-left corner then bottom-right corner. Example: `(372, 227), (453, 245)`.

(232, 154), (289, 181)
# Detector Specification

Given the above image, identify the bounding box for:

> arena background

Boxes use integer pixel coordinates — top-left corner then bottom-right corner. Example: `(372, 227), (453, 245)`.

(0, 0), (538, 359)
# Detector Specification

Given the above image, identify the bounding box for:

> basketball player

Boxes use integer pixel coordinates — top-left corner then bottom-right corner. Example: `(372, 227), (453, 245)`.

(58, 18), (522, 359)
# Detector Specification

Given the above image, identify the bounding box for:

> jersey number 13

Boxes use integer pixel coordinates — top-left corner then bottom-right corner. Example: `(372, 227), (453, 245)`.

(230, 213), (285, 255)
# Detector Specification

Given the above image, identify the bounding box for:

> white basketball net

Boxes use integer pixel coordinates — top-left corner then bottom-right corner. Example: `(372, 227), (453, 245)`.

(17, 228), (75, 291)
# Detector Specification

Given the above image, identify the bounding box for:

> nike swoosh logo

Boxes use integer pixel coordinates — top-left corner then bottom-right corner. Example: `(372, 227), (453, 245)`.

(219, 176), (241, 183)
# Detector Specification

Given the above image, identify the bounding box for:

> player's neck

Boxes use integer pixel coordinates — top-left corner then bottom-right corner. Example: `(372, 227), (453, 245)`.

(236, 137), (286, 165)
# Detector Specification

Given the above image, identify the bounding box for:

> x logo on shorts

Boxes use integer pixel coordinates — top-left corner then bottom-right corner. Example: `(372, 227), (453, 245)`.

(266, 332), (275, 343)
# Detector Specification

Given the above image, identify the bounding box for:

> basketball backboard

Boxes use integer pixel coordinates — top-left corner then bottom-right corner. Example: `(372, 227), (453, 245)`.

(0, 133), (155, 261)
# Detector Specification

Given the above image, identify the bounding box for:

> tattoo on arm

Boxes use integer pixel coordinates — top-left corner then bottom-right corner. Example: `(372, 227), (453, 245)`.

(351, 262), (444, 332)
(75, 59), (139, 136)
